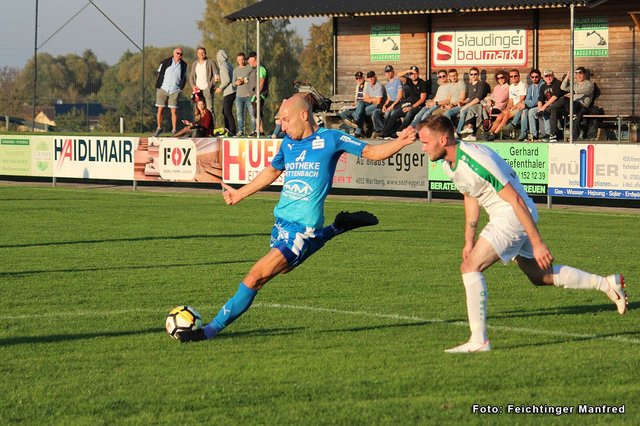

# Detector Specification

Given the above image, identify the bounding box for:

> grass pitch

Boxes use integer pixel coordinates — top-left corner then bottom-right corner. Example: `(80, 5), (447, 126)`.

(0, 184), (638, 425)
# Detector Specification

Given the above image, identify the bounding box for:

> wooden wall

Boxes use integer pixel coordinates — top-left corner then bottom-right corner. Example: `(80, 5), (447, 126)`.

(336, 2), (640, 115)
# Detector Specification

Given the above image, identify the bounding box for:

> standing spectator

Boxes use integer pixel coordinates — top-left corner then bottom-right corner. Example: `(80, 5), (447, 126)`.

(233, 52), (254, 136)
(373, 65), (403, 137)
(247, 51), (269, 135)
(215, 49), (237, 136)
(445, 67), (490, 141)
(379, 66), (428, 138)
(188, 47), (219, 122)
(485, 69), (527, 140)
(537, 69), (567, 143)
(519, 69), (543, 141)
(340, 71), (366, 129)
(353, 71), (385, 138)
(154, 47), (188, 137)
(561, 66), (594, 140)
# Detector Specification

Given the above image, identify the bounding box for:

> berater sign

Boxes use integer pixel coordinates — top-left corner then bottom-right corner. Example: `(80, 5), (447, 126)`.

(432, 29), (528, 67)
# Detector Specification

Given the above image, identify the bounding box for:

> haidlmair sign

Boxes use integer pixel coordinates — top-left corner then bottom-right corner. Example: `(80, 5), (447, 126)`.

(432, 29), (528, 67)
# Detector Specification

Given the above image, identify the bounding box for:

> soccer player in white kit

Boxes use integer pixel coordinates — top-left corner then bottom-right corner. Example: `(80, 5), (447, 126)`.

(417, 115), (627, 353)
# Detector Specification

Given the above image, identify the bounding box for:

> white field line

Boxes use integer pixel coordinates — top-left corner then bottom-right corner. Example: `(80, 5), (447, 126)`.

(5, 302), (639, 345)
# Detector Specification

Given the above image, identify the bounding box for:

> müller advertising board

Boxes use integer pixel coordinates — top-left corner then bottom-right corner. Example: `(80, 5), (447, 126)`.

(548, 144), (640, 199)
(221, 137), (427, 190)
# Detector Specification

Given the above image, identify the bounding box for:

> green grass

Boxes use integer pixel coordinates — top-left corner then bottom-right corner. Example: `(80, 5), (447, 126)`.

(0, 184), (638, 425)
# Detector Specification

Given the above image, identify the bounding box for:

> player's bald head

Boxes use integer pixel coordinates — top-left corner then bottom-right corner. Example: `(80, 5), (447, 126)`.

(282, 94), (312, 115)
(279, 95), (315, 140)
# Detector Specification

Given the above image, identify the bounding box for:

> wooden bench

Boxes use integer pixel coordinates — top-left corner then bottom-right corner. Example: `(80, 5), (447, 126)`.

(315, 94), (356, 129)
(580, 114), (640, 142)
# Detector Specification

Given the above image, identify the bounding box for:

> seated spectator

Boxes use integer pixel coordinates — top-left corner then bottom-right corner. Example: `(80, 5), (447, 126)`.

(480, 70), (509, 139)
(410, 69), (449, 126)
(444, 67), (490, 141)
(561, 66), (594, 140)
(485, 69), (527, 140)
(340, 71), (366, 129)
(353, 70), (385, 138)
(518, 69), (543, 141)
(373, 65), (403, 138)
(174, 99), (214, 138)
(379, 66), (428, 139)
(536, 69), (567, 143)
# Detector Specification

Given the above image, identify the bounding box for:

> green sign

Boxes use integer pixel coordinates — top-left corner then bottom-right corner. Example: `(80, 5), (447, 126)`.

(574, 17), (608, 57)
(428, 142), (549, 195)
(370, 24), (400, 62)
(0, 138), (31, 175)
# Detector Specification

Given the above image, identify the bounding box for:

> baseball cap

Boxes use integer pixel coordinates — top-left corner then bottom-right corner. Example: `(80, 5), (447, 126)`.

(575, 66), (586, 73)
(384, 65), (394, 72)
(366, 71), (376, 78)
(543, 69), (554, 76)
(410, 65), (419, 72)
(354, 71), (364, 79)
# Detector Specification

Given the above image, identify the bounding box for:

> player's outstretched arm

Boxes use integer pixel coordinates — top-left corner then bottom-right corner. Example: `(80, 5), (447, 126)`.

(221, 166), (283, 205)
(360, 127), (416, 160)
(498, 183), (553, 270)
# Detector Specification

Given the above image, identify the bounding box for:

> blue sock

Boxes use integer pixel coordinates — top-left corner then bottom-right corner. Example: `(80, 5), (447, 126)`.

(203, 282), (257, 339)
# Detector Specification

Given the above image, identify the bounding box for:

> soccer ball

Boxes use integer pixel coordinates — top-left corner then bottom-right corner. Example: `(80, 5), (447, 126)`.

(165, 305), (202, 339)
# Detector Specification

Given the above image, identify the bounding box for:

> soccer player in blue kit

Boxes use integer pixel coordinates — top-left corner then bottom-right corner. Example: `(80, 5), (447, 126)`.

(177, 95), (416, 342)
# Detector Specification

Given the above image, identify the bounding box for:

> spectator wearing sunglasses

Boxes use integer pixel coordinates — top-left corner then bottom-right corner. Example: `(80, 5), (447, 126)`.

(154, 47), (188, 137)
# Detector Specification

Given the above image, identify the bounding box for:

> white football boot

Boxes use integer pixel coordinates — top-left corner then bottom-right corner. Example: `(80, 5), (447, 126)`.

(445, 340), (491, 353)
(605, 274), (627, 315)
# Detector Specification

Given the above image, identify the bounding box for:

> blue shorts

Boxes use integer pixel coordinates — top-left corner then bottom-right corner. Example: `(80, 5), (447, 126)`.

(270, 218), (327, 267)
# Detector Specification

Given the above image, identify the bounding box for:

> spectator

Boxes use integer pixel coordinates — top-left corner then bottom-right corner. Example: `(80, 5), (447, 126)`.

(353, 71), (385, 138)
(340, 71), (366, 130)
(445, 67), (490, 141)
(247, 51), (269, 135)
(518, 69), (543, 141)
(561, 66), (594, 140)
(410, 69), (449, 126)
(215, 49), (237, 136)
(379, 66), (428, 139)
(480, 70), (509, 140)
(173, 99), (214, 138)
(154, 47), (188, 137)
(233, 52), (254, 137)
(485, 69), (527, 140)
(373, 65), (403, 137)
(537, 69), (567, 143)
(188, 47), (219, 122)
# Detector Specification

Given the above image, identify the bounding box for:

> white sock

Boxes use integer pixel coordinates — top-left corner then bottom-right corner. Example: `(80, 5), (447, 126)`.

(462, 272), (488, 344)
(552, 265), (605, 291)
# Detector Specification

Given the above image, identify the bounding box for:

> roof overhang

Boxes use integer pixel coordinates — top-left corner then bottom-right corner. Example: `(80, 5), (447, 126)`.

(225, 0), (607, 22)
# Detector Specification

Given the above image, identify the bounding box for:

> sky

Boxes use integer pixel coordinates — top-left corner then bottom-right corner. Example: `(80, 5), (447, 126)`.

(1, 0), (323, 69)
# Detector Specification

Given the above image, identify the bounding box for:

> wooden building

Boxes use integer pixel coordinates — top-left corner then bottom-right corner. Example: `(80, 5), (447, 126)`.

(228, 0), (640, 116)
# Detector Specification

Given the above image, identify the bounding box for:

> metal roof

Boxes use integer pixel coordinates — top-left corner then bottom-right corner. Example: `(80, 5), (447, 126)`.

(225, 0), (606, 22)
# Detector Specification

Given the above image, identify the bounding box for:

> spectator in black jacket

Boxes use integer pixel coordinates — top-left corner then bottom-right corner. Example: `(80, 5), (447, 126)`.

(537, 69), (567, 143)
(154, 47), (188, 137)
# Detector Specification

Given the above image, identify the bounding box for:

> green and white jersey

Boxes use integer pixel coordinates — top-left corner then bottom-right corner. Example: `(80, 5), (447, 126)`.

(443, 142), (537, 219)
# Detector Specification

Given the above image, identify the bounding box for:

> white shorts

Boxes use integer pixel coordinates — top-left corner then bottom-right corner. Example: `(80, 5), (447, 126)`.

(479, 209), (536, 264)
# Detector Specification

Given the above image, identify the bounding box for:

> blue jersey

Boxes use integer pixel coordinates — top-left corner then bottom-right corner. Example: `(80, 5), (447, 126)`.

(271, 128), (366, 229)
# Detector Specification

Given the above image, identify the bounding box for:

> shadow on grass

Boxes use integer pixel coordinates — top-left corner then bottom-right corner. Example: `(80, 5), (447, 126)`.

(0, 326), (306, 347)
(0, 328), (160, 346)
(321, 320), (450, 334)
(0, 259), (255, 277)
(494, 301), (639, 319)
(0, 233), (270, 249)
(498, 329), (640, 350)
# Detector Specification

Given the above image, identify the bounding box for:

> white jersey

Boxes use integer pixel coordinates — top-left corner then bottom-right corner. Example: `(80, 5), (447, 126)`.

(442, 142), (537, 219)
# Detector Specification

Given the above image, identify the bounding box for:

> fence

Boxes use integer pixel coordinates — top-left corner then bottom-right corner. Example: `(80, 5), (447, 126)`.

(0, 1), (332, 136)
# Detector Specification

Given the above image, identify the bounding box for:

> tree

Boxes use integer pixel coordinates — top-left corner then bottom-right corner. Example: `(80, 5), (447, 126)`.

(0, 66), (23, 117)
(55, 107), (87, 132)
(298, 20), (334, 96)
